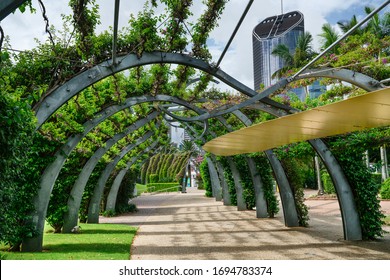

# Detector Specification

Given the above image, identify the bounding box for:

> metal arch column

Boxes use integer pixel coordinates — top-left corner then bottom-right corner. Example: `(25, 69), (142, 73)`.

(214, 158), (232, 206)
(23, 94), (212, 251)
(232, 110), (297, 222)
(105, 157), (139, 212)
(62, 111), (160, 233)
(184, 120), (247, 210)
(206, 157), (223, 201)
(217, 116), (268, 214)
(105, 141), (162, 212)
(227, 157), (247, 211)
(105, 169), (128, 212)
(297, 68), (382, 92)
(182, 123), (231, 205)
(309, 139), (362, 240)
(265, 150), (300, 227)
(245, 157), (268, 218)
(34, 51), (292, 128)
(0, 0), (28, 21)
(22, 97), (159, 251)
(87, 128), (160, 224)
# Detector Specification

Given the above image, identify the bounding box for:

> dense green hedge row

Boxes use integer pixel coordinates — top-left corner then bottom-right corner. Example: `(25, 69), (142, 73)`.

(141, 152), (190, 184)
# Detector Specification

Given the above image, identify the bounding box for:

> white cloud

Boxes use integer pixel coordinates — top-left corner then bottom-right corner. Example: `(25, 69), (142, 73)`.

(1, 0), (388, 91)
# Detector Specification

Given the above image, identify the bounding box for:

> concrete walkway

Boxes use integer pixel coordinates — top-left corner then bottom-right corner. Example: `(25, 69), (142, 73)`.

(100, 188), (390, 260)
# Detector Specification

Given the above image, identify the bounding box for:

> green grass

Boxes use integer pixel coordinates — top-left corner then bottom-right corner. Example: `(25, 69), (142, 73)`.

(384, 215), (390, 226)
(1, 223), (137, 260)
(136, 183), (147, 195)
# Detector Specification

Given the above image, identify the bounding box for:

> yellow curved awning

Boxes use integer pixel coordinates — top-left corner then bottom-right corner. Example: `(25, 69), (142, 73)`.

(203, 87), (390, 156)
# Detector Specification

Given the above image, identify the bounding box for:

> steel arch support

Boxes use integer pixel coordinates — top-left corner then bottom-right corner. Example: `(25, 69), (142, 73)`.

(105, 156), (139, 212)
(309, 139), (362, 240)
(232, 111), (273, 218)
(87, 132), (157, 223)
(206, 157), (223, 201)
(297, 68), (382, 92)
(62, 111), (159, 233)
(227, 157), (247, 211)
(214, 158), (232, 206)
(0, 0), (28, 21)
(105, 168), (128, 212)
(265, 150), (300, 227)
(35, 59), (382, 129)
(22, 96), (169, 251)
(34, 51), (290, 128)
(87, 135), (159, 223)
(245, 157), (268, 218)
(105, 142), (161, 212)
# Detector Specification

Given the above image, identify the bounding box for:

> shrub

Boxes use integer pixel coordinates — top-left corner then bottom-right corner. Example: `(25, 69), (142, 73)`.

(102, 209), (116, 217)
(146, 182), (180, 193)
(149, 174), (158, 183)
(321, 171), (336, 194)
(380, 178), (390, 199)
(199, 157), (213, 197)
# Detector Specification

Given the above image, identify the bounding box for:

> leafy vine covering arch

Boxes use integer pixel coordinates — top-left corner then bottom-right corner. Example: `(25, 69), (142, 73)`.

(0, 0), (389, 253)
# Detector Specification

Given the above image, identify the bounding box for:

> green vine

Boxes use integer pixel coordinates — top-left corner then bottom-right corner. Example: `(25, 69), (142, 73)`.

(199, 157), (213, 197)
(252, 154), (279, 218)
(327, 131), (386, 239)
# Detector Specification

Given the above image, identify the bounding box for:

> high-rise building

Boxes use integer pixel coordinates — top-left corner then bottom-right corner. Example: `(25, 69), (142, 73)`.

(252, 11), (304, 92)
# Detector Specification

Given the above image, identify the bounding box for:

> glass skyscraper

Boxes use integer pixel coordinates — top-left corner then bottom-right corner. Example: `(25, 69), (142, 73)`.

(252, 11), (304, 92)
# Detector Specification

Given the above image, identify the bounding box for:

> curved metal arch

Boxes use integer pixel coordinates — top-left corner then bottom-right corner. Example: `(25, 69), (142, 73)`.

(183, 117), (246, 211)
(184, 119), (268, 216)
(88, 138), (160, 223)
(205, 155), (223, 201)
(86, 93), (217, 222)
(163, 79), (292, 122)
(87, 128), (160, 223)
(182, 124), (226, 203)
(105, 141), (165, 213)
(297, 68), (382, 92)
(0, 0), (28, 21)
(34, 51), (293, 128)
(231, 110), (299, 225)
(62, 110), (160, 233)
(156, 67), (384, 122)
(232, 106), (361, 238)
(22, 94), (210, 251)
(160, 105), (210, 140)
(23, 97), (161, 251)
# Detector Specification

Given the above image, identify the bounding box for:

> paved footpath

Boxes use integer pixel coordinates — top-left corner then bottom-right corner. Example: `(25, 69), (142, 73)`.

(100, 188), (390, 260)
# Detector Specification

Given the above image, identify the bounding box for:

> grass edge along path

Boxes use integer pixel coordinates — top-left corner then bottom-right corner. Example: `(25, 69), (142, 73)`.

(1, 223), (137, 260)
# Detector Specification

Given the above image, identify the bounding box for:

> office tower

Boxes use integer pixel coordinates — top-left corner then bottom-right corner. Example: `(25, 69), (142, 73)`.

(252, 11), (304, 92)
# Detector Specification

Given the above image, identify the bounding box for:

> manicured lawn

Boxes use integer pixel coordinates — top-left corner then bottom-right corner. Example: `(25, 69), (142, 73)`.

(1, 223), (137, 260)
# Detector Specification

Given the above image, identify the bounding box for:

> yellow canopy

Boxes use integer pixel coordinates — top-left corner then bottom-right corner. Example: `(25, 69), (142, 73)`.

(203, 87), (390, 156)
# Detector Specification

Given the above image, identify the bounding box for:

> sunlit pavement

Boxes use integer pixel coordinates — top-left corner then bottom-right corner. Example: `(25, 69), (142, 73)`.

(100, 188), (390, 260)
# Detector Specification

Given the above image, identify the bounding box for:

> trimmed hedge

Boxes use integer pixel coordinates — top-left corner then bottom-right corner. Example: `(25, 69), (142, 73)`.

(380, 178), (390, 199)
(146, 182), (180, 193)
